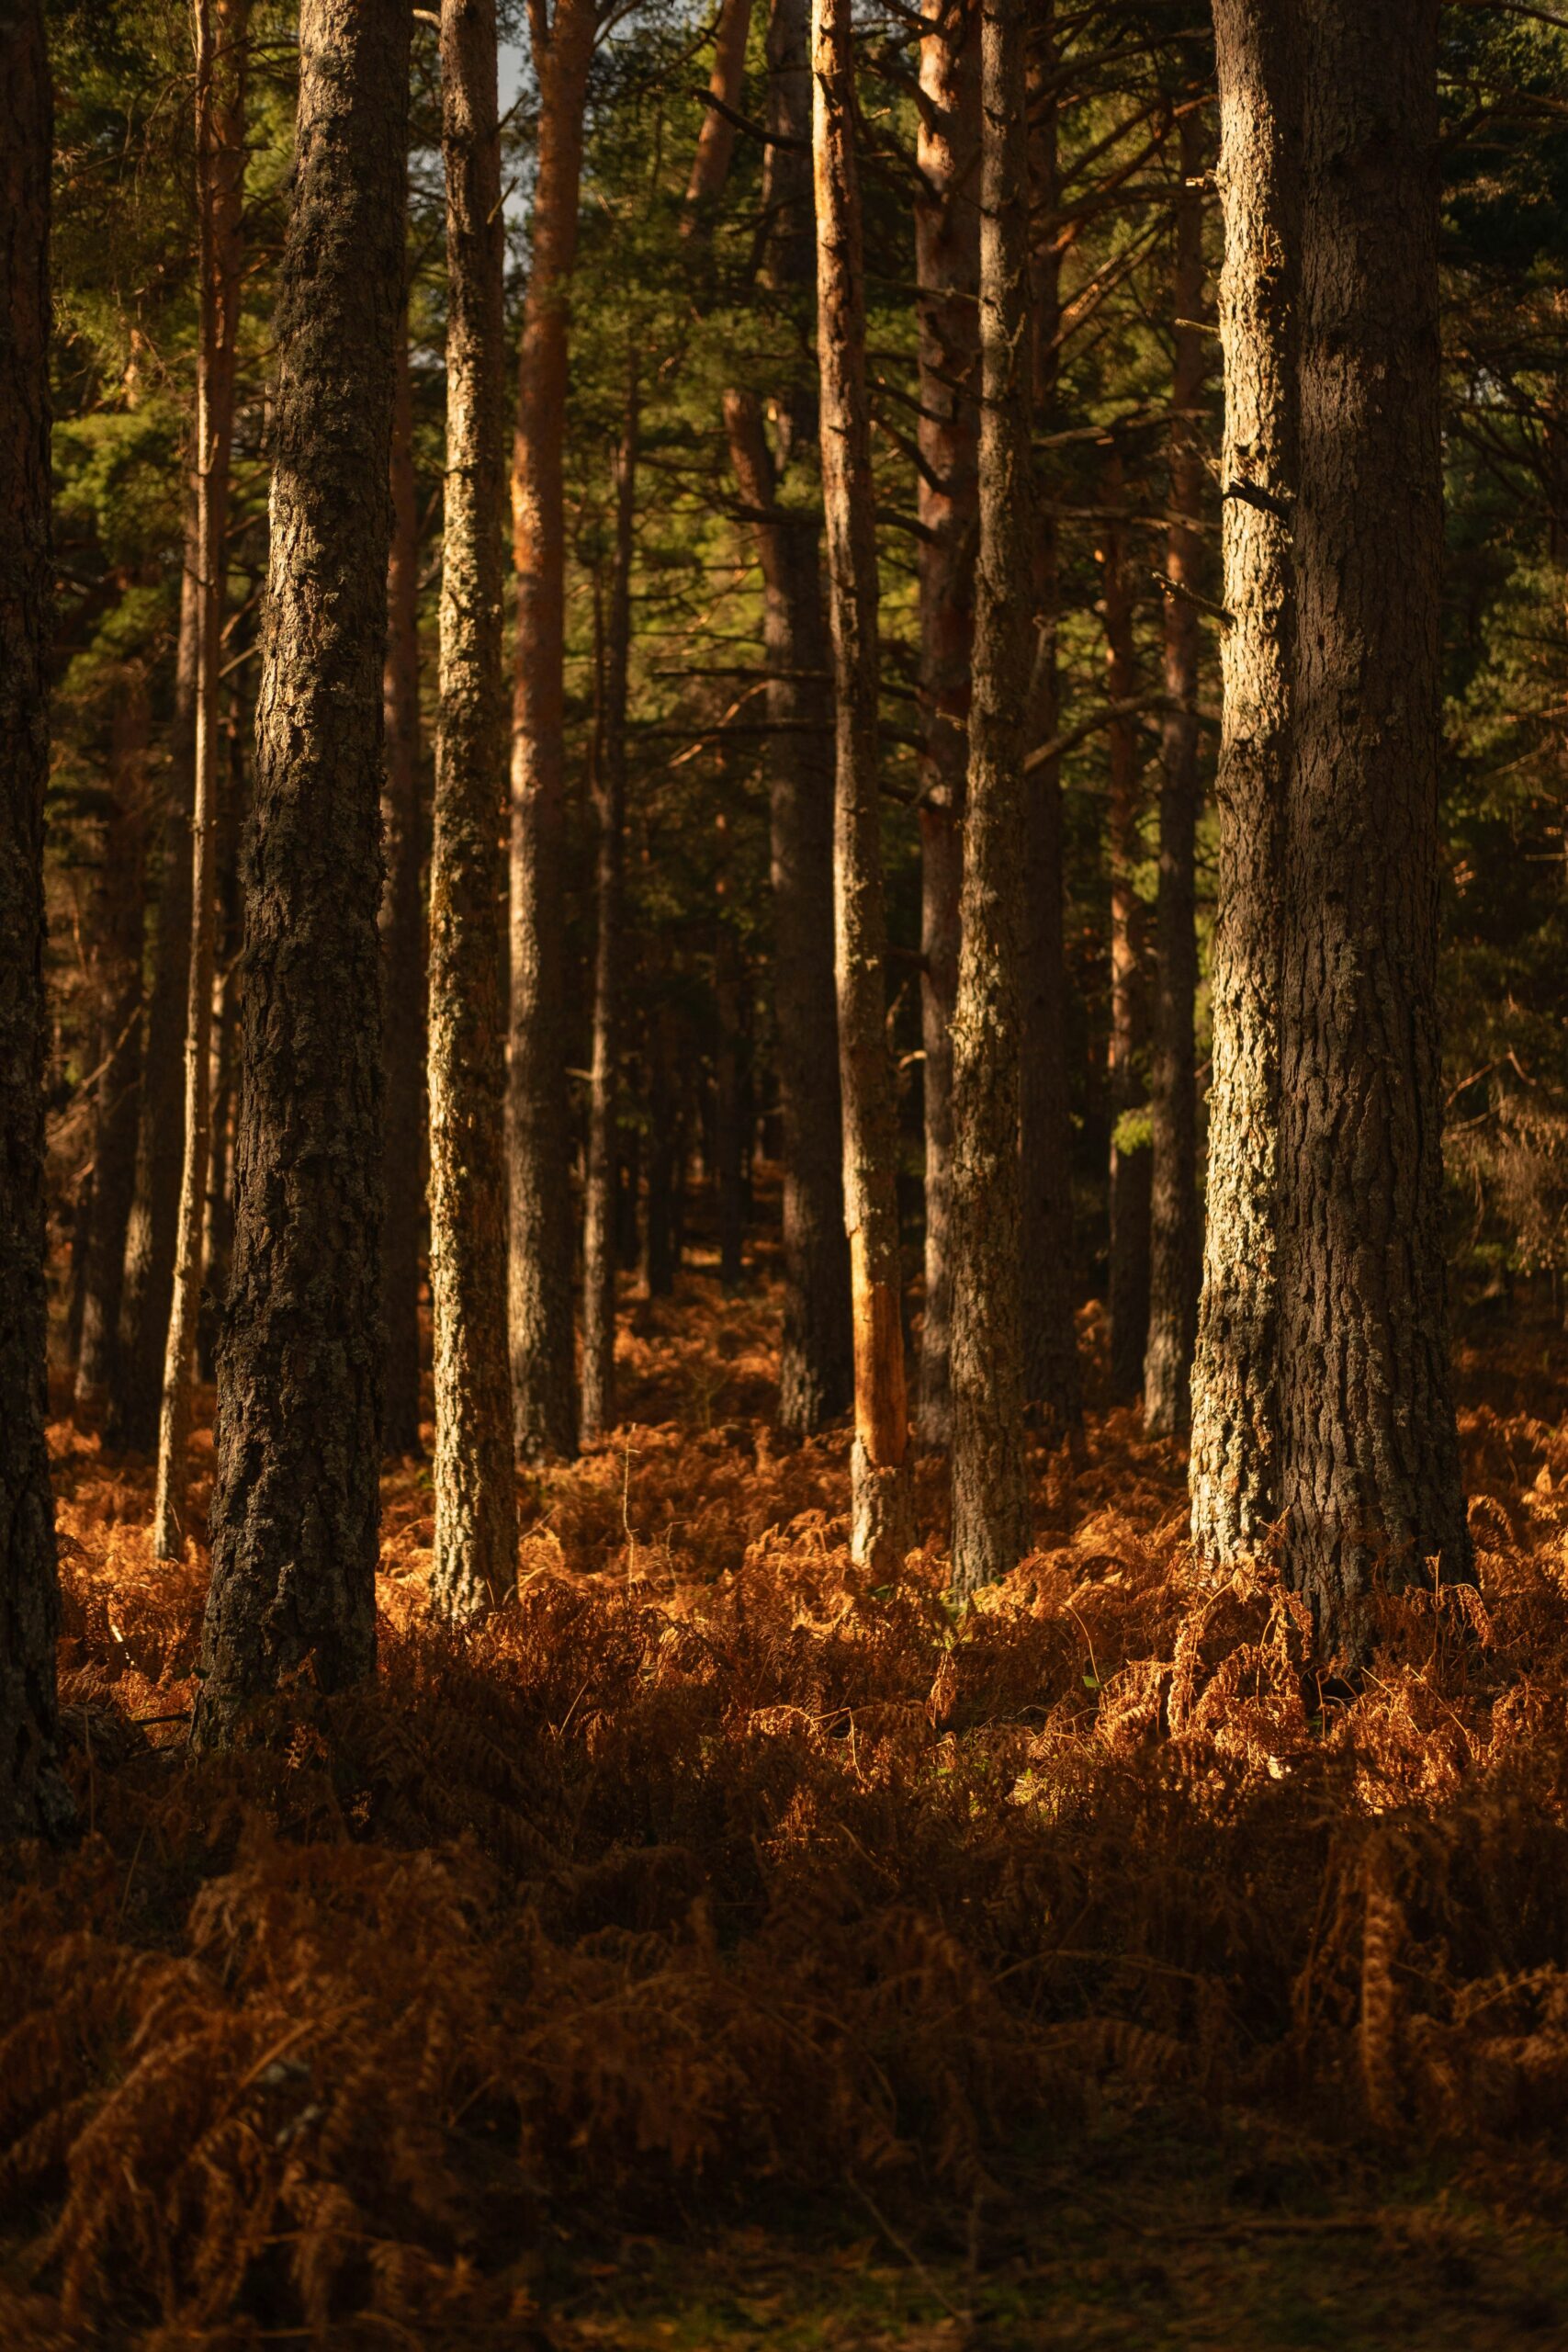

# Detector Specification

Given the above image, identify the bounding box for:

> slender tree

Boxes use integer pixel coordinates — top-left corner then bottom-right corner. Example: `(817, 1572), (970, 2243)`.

(682, 0), (755, 220)
(1102, 446), (1150, 1404)
(581, 360), (638, 1441)
(508, 0), (597, 1464)
(949, 0), (1032, 1589)
(1, 0), (69, 1841)
(814, 0), (913, 1570)
(195, 0), (411, 1741)
(1143, 105), (1207, 1435)
(380, 319), (427, 1456)
(914, 0), (980, 1449)
(153, 0), (250, 1555)
(429, 0), (517, 1618)
(1020, 6), (1082, 1440)
(1278, 0), (1469, 1643)
(1190, 0), (1294, 1560)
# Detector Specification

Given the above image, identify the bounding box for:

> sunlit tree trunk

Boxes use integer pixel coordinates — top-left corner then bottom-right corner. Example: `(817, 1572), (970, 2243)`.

(949, 0), (1032, 1589)
(914, 0), (980, 1449)
(154, 0), (251, 1557)
(1279, 0), (1469, 1646)
(196, 0), (410, 1741)
(380, 322), (426, 1456)
(0, 0), (69, 1842)
(581, 362), (638, 1442)
(429, 0), (517, 1618)
(682, 0), (756, 221)
(1190, 0), (1294, 1560)
(508, 0), (597, 1464)
(813, 0), (912, 1571)
(1144, 107), (1207, 1436)
(1101, 447), (1150, 1404)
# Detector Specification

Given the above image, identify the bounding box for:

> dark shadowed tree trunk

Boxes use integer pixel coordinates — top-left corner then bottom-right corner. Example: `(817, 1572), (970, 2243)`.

(74, 669), (150, 1415)
(195, 0), (411, 1743)
(1, 0), (69, 1842)
(642, 987), (678, 1297)
(1020, 14), (1081, 1441)
(1143, 106), (1207, 1437)
(429, 0), (517, 1618)
(714, 848), (747, 1292)
(1278, 0), (1469, 1646)
(1101, 447), (1150, 1404)
(1190, 0), (1295, 1563)
(814, 0), (912, 1571)
(914, 0), (979, 1450)
(581, 361), (637, 1442)
(380, 320), (426, 1456)
(508, 0), (596, 1464)
(153, 0), (250, 1555)
(949, 0), (1031, 1590)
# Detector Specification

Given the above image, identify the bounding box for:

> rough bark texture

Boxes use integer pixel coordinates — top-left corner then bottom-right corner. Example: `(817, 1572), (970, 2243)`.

(429, 0), (517, 1618)
(73, 670), (150, 1414)
(1020, 20), (1081, 1439)
(113, 506), (198, 1450)
(581, 368), (637, 1442)
(380, 321), (426, 1456)
(1190, 0), (1295, 1562)
(507, 0), (596, 1464)
(813, 0), (912, 1571)
(153, 0), (249, 1555)
(723, 388), (851, 1430)
(1, 0), (68, 1841)
(948, 0), (1032, 1591)
(1143, 107), (1206, 1437)
(682, 0), (756, 220)
(1278, 0), (1469, 1645)
(1101, 447), (1151, 1404)
(195, 0), (410, 1742)
(914, 0), (980, 1450)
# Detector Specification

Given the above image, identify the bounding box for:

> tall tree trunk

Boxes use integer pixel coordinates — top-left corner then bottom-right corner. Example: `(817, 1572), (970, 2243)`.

(813, 0), (912, 1571)
(641, 989), (678, 1297)
(429, 0), (517, 1618)
(0, 0), (68, 1843)
(581, 362), (637, 1442)
(1101, 447), (1150, 1404)
(722, 390), (851, 1428)
(380, 320), (426, 1456)
(714, 900), (746, 1291)
(74, 668), (150, 1414)
(913, 0), (980, 1450)
(198, 656), (248, 1382)
(682, 0), (756, 220)
(1278, 0), (1469, 1646)
(1143, 106), (1207, 1436)
(153, 0), (249, 1557)
(508, 0), (596, 1464)
(949, 0), (1031, 1590)
(195, 0), (410, 1742)
(1190, 0), (1295, 1562)
(1020, 13), (1081, 1439)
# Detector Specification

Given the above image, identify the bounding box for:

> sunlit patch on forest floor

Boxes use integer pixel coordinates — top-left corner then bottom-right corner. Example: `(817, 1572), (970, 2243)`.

(7, 1276), (1568, 2347)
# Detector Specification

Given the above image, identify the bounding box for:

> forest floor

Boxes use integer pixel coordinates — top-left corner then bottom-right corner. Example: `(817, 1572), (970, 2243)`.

(6, 1258), (1568, 2348)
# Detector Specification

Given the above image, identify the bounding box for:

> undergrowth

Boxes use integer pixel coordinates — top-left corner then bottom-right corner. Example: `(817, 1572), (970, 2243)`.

(6, 1278), (1568, 2346)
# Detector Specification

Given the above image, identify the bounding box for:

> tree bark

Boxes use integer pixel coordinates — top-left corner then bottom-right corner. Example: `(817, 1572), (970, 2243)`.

(581, 362), (637, 1441)
(507, 0), (596, 1464)
(73, 668), (150, 1415)
(380, 319), (426, 1456)
(1101, 446), (1150, 1404)
(714, 847), (747, 1292)
(429, 0), (517, 1619)
(1190, 0), (1295, 1562)
(722, 389), (851, 1429)
(682, 0), (756, 221)
(0, 0), (69, 1843)
(641, 989), (678, 1297)
(1020, 13), (1081, 1440)
(1278, 0), (1469, 1646)
(948, 0), (1032, 1590)
(1143, 106), (1206, 1437)
(813, 0), (912, 1570)
(153, 0), (249, 1557)
(913, 0), (980, 1450)
(195, 0), (410, 1742)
